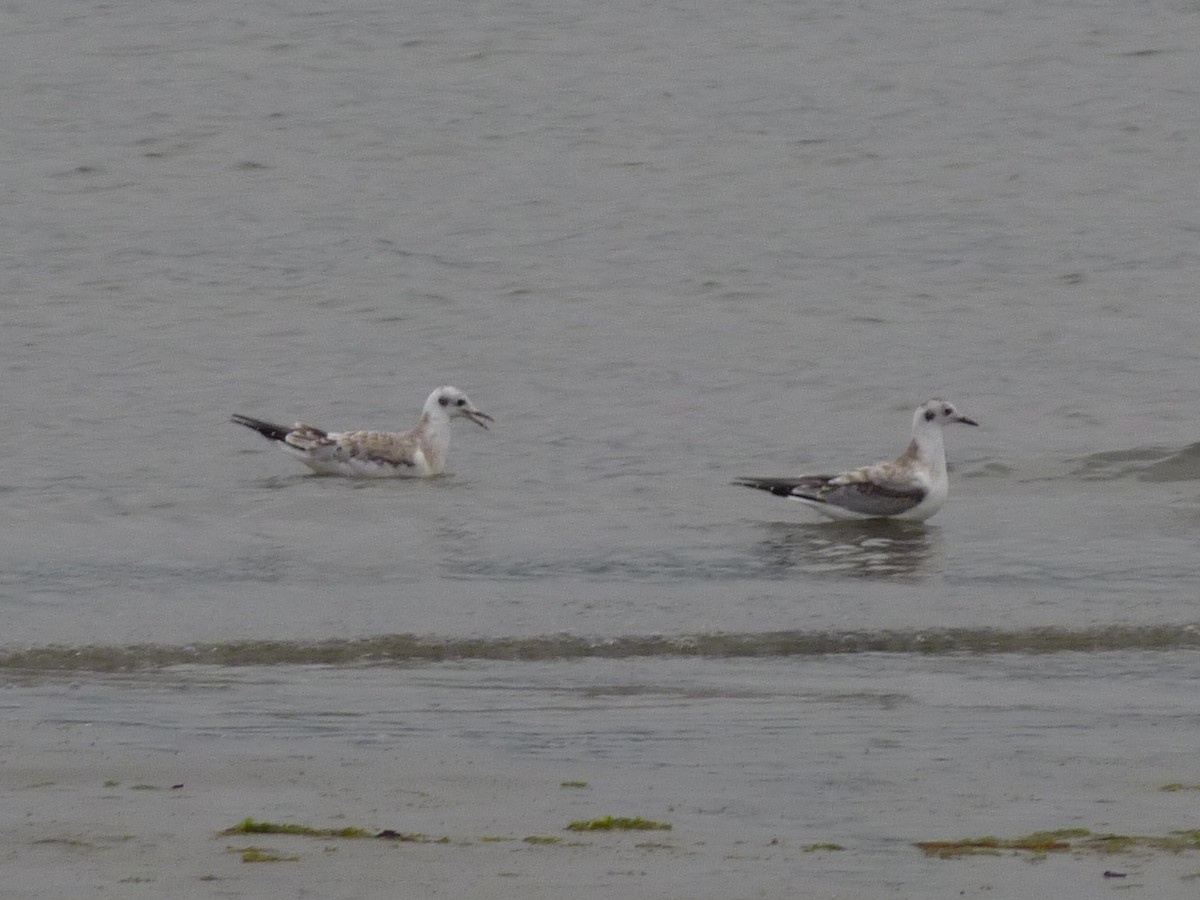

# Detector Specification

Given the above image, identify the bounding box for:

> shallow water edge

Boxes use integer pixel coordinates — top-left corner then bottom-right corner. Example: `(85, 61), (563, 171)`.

(5, 623), (1200, 672)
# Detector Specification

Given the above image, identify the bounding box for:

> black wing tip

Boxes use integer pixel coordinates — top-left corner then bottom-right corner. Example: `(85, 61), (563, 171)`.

(734, 477), (810, 499)
(231, 414), (292, 443)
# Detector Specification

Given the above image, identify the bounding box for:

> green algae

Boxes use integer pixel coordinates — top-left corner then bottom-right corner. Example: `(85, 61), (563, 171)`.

(233, 845), (299, 863)
(566, 816), (671, 832)
(918, 828), (1200, 859)
(221, 818), (371, 839)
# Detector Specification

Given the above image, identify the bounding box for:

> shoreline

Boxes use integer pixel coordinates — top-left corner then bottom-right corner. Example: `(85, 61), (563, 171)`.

(4, 659), (1200, 898)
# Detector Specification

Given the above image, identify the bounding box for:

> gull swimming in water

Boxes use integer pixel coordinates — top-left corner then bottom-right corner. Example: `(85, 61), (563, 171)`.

(734, 399), (977, 521)
(232, 386), (492, 477)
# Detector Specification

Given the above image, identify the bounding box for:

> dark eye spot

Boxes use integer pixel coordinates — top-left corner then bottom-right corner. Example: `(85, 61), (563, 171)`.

(456, 398), (466, 407)
(438, 396), (449, 407)
(924, 409), (936, 422)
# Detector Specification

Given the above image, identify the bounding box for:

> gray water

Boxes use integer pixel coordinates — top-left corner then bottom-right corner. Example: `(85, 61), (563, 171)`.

(3, 0), (1200, 890)
(4, 0), (1200, 654)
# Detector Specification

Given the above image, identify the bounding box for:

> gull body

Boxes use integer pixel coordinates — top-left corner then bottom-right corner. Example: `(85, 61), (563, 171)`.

(231, 386), (492, 478)
(734, 399), (977, 522)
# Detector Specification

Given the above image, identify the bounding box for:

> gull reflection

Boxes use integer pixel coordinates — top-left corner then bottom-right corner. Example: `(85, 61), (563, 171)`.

(752, 519), (937, 579)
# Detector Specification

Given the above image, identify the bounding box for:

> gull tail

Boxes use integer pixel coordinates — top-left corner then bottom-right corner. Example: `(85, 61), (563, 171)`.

(733, 476), (824, 499)
(231, 414), (293, 443)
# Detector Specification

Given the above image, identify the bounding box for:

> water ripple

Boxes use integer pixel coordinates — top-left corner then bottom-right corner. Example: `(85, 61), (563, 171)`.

(4, 624), (1199, 672)
(1070, 443), (1200, 482)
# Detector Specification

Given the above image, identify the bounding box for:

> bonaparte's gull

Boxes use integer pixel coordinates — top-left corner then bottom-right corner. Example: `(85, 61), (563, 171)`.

(232, 386), (492, 477)
(734, 399), (977, 521)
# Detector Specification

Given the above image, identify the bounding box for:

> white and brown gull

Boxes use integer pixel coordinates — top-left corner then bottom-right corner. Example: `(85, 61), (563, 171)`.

(734, 399), (977, 522)
(232, 386), (492, 477)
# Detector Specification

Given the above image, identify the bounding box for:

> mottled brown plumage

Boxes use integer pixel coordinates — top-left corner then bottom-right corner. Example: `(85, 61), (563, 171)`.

(233, 386), (492, 478)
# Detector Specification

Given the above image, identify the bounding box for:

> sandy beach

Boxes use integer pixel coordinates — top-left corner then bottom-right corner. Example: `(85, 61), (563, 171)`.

(0, 718), (1146, 900)
(3, 713), (827, 900)
(4, 657), (1200, 899)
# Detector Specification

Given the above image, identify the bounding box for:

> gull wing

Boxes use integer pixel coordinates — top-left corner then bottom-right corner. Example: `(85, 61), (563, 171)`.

(802, 473), (928, 517)
(308, 429), (420, 468)
(735, 467), (928, 518)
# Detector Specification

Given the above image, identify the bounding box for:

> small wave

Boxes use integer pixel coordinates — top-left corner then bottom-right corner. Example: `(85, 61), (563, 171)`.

(3, 625), (1200, 672)
(1070, 443), (1200, 482)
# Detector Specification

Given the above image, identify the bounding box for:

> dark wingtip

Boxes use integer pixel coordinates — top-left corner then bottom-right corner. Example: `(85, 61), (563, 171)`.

(231, 414), (292, 443)
(735, 477), (829, 502)
(734, 477), (793, 498)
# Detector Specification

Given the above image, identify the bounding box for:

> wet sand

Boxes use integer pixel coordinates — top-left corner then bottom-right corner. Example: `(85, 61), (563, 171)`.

(3, 656), (1200, 899)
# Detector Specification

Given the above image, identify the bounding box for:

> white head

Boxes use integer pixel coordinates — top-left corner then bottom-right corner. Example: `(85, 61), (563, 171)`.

(913, 398), (978, 431)
(424, 386), (493, 429)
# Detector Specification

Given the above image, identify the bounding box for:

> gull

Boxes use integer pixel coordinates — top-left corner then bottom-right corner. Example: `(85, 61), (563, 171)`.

(734, 399), (977, 521)
(231, 386), (492, 477)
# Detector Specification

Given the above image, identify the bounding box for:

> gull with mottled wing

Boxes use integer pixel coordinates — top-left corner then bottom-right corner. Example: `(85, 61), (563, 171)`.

(734, 399), (977, 522)
(232, 386), (492, 477)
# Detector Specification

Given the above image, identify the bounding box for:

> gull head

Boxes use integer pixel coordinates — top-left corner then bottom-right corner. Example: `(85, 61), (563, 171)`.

(428, 386), (493, 429)
(915, 398), (978, 430)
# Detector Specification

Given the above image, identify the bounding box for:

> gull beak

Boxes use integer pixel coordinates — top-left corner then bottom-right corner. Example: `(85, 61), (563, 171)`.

(955, 413), (979, 427)
(464, 408), (493, 430)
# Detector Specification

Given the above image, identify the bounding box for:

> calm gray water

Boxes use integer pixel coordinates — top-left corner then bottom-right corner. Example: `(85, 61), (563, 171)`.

(5, 0), (1200, 893)
(3, 0), (1199, 654)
